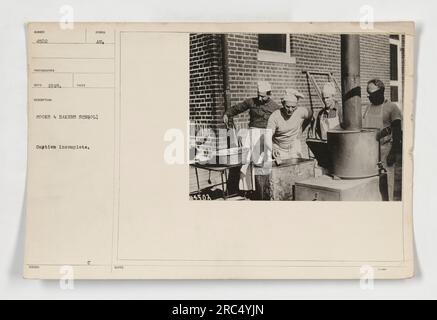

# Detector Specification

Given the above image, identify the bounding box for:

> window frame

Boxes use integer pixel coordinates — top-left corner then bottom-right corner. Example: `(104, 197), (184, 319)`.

(389, 36), (403, 107)
(257, 34), (296, 64)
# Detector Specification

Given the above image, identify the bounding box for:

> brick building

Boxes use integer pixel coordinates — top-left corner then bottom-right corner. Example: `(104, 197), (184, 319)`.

(189, 33), (404, 193)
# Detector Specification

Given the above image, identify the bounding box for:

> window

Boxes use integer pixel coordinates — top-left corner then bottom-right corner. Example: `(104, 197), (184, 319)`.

(258, 34), (287, 52)
(389, 35), (402, 107)
(390, 44), (399, 81)
(257, 34), (295, 64)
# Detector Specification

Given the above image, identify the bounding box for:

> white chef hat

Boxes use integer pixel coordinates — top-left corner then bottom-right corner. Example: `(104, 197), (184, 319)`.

(282, 88), (305, 106)
(322, 82), (337, 97)
(257, 81), (272, 95)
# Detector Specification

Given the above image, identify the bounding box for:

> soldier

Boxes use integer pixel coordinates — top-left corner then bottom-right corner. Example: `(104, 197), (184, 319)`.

(315, 82), (342, 141)
(267, 89), (312, 163)
(223, 81), (280, 192)
(363, 79), (403, 201)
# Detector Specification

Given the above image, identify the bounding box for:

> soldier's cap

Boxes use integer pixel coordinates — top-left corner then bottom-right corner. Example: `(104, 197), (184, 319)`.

(282, 88), (305, 106)
(257, 81), (272, 95)
(322, 83), (337, 97)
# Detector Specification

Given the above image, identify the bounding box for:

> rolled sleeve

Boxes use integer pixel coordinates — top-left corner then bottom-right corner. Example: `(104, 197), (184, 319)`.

(389, 103), (402, 123)
(295, 107), (312, 120)
(226, 99), (251, 117)
(266, 112), (278, 134)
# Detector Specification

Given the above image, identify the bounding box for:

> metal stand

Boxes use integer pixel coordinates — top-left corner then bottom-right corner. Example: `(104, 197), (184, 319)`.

(192, 163), (243, 200)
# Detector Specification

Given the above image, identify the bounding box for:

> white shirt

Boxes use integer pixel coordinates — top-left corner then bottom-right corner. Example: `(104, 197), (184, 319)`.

(267, 107), (310, 153)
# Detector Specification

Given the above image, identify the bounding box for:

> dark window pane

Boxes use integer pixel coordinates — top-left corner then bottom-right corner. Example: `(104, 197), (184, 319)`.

(390, 34), (400, 40)
(258, 34), (287, 52)
(390, 44), (399, 81)
(391, 86), (399, 102)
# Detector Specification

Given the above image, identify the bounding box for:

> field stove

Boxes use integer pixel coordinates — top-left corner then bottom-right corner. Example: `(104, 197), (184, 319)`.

(295, 35), (389, 201)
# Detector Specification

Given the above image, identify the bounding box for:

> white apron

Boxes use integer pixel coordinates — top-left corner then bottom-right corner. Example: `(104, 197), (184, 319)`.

(320, 113), (340, 140)
(363, 103), (384, 130)
(272, 138), (303, 161)
(239, 128), (270, 191)
(363, 103), (391, 156)
(363, 103), (396, 200)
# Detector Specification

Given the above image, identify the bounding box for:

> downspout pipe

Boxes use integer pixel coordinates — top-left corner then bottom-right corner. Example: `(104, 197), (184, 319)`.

(221, 34), (231, 114)
(340, 35), (362, 131)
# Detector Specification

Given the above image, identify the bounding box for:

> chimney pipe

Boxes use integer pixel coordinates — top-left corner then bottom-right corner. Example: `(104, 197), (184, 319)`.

(341, 35), (362, 131)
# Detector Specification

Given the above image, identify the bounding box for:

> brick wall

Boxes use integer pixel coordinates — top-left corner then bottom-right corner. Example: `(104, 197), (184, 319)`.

(190, 33), (392, 139)
(189, 33), (396, 189)
(291, 34), (342, 112)
(290, 34), (391, 156)
(190, 33), (299, 151)
(292, 34), (391, 113)
(360, 34), (391, 105)
(189, 34), (224, 151)
(226, 34), (298, 131)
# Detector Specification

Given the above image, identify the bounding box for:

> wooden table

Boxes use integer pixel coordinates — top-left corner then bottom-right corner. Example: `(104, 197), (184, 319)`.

(190, 162), (246, 200)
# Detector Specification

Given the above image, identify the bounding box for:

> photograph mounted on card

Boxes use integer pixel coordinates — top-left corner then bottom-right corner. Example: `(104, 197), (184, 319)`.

(24, 22), (415, 279)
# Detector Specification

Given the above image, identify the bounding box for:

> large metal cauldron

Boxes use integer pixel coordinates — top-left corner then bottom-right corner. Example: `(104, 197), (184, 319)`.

(327, 129), (379, 179)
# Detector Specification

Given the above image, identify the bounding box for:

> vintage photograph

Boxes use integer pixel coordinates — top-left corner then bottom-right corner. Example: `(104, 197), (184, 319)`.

(189, 33), (404, 201)
(21, 21), (415, 282)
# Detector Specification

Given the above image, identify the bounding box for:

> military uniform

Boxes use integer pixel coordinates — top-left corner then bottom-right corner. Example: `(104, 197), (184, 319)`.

(224, 82), (280, 191)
